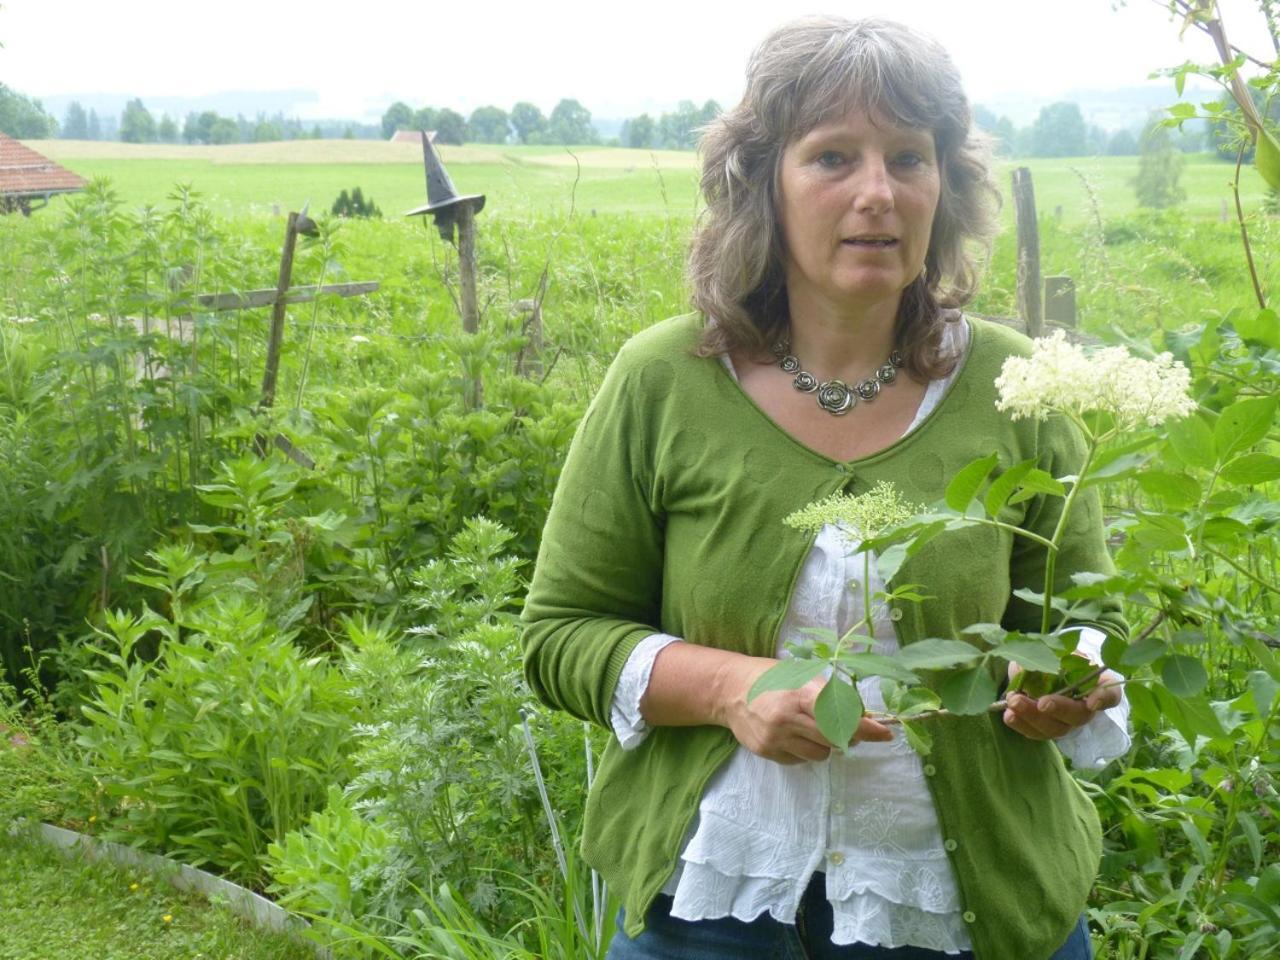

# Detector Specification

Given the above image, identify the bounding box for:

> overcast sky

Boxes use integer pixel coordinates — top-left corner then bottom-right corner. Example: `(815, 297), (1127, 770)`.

(2, 0), (1275, 121)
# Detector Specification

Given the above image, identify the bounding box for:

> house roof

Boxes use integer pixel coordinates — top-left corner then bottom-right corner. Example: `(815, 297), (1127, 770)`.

(390, 129), (436, 144)
(0, 134), (87, 198)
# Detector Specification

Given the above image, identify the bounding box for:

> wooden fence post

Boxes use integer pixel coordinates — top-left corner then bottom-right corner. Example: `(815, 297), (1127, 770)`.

(259, 211), (301, 411)
(1011, 167), (1043, 339)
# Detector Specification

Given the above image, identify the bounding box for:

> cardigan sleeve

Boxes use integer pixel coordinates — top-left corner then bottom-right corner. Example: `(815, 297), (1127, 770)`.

(1001, 413), (1129, 643)
(521, 342), (667, 729)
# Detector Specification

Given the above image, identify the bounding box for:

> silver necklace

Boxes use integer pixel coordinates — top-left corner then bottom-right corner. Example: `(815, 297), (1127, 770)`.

(772, 338), (904, 416)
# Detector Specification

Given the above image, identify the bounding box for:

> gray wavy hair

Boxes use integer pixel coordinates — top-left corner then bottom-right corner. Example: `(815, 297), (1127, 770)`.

(688, 15), (1001, 378)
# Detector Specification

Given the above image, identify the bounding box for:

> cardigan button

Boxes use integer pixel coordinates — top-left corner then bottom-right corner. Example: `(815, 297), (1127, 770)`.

(828, 851), (846, 866)
(923, 764), (937, 776)
(963, 911), (977, 924)
(944, 838), (958, 852)
(835, 463), (848, 474)
(889, 607), (904, 622)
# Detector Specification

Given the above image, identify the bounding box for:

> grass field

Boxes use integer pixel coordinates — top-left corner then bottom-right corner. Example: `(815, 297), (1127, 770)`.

(24, 139), (1276, 225)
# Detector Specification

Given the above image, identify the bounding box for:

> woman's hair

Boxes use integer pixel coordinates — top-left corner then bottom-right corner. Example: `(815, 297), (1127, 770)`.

(688, 16), (1001, 378)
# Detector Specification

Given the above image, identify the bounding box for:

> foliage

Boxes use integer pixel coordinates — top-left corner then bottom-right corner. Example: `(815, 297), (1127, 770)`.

(510, 102), (547, 144)
(334, 187), (383, 218)
(467, 106), (510, 145)
(0, 82), (56, 138)
(120, 98), (157, 144)
(383, 101), (414, 139)
(548, 98), (596, 145)
(1134, 119), (1187, 209)
(60, 101), (89, 140)
(1031, 101), (1088, 158)
(75, 593), (358, 886)
(434, 109), (467, 146)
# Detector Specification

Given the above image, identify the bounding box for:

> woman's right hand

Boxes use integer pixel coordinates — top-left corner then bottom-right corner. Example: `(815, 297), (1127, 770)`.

(715, 656), (894, 765)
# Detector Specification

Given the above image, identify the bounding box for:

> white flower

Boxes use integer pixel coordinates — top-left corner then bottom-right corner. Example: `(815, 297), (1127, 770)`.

(995, 329), (1195, 430)
(785, 480), (918, 541)
(350, 334), (371, 344)
(8, 316), (37, 325)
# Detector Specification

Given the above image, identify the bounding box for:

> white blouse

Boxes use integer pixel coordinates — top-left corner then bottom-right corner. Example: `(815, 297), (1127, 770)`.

(609, 320), (1131, 953)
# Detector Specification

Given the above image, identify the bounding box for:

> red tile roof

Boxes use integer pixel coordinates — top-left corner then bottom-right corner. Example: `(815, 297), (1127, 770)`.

(390, 129), (435, 144)
(0, 134), (86, 198)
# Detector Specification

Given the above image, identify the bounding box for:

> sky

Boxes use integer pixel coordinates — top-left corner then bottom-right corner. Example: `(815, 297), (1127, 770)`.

(1, 0), (1276, 123)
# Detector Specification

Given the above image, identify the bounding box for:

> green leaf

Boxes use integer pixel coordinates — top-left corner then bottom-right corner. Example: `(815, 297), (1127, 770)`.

(747, 659), (825, 701)
(895, 638), (984, 670)
(1100, 634), (1127, 671)
(1248, 670), (1279, 716)
(939, 665), (998, 715)
(814, 678), (864, 748)
(1160, 655), (1209, 697)
(1257, 863), (1280, 904)
(983, 458), (1035, 518)
(945, 452), (999, 512)
(1214, 396), (1278, 462)
(1167, 414), (1216, 470)
(1234, 308), (1280, 349)
(1238, 811), (1263, 873)
(1255, 124), (1280, 190)
(900, 719), (932, 757)
(1136, 471), (1201, 509)
(1006, 468), (1066, 504)
(1120, 637), (1168, 667)
(988, 639), (1062, 674)
(1220, 453), (1280, 486)
(838, 652), (920, 684)
(1169, 102), (1197, 119)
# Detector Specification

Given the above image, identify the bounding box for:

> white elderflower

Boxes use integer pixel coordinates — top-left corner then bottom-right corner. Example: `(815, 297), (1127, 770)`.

(785, 480), (918, 541)
(995, 329), (1195, 430)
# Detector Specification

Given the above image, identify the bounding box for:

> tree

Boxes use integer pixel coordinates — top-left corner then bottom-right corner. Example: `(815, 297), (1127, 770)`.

(1133, 119), (1185, 209)
(434, 108), (466, 145)
(625, 113), (655, 148)
(1086, 124), (1108, 155)
(548, 98), (596, 145)
(119, 98), (157, 143)
(62, 101), (88, 139)
(1029, 102), (1086, 158)
(253, 119), (282, 142)
(0, 84), (56, 137)
(658, 100), (702, 149)
(1106, 129), (1139, 156)
(468, 105), (510, 144)
(157, 114), (178, 143)
(183, 110), (219, 144)
(413, 106), (439, 133)
(209, 116), (239, 145)
(382, 101), (414, 138)
(87, 109), (101, 140)
(510, 101), (546, 144)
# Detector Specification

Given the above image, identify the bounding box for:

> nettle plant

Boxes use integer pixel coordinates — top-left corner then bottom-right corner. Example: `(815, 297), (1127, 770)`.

(750, 331), (1204, 756)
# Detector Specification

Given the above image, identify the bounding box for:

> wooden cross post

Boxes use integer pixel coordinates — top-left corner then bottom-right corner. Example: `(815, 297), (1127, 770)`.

(1011, 167), (1044, 339)
(259, 211), (304, 411)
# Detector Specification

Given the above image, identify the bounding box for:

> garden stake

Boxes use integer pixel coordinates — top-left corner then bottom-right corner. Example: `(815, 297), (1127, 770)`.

(1011, 167), (1044, 337)
(407, 132), (487, 408)
(520, 710), (591, 948)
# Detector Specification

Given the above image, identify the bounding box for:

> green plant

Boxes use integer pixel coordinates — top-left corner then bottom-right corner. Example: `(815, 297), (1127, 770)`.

(75, 595), (357, 886)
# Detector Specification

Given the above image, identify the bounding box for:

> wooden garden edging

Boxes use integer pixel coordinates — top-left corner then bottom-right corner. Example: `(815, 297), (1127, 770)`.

(14, 821), (328, 958)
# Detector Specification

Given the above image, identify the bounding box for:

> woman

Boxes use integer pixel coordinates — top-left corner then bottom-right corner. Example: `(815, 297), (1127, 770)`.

(523, 16), (1128, 960)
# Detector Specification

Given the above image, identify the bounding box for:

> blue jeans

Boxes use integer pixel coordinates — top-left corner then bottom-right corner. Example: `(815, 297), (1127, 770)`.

(606, 873), (1093, 960)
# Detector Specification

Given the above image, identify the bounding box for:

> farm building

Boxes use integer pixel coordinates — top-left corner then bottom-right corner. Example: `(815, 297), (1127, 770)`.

(0, 133), (86, 215)
(390, 129), (436, 144)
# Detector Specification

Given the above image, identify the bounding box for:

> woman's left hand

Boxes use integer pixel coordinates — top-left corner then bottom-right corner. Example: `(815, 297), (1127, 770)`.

(1002, 661), (1122, 741)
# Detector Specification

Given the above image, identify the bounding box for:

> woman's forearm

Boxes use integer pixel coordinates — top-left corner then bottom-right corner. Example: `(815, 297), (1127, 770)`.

(639, 641), (775, 728)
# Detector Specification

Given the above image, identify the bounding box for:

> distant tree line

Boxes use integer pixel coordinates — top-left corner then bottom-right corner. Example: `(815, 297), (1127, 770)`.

(380, 99), (598, 145)
(618, 100), (722, 149)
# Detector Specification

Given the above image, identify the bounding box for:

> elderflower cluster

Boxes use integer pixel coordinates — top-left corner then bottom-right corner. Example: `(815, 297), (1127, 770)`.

(784, 480), (918, 541)
(995, 329), (1196, 430)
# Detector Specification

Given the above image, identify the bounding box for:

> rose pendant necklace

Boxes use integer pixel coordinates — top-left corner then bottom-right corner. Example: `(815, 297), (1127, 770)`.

(771, 337), (904, 416)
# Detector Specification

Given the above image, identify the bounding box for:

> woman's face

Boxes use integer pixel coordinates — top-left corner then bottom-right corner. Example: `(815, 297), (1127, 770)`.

(776, 106), (941, 321)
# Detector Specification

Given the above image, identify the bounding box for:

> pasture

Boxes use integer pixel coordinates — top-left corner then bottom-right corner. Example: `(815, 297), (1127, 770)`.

(2, 133), (1278, 960)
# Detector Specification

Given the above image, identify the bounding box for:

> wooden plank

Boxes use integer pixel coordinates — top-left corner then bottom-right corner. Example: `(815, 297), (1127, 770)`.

(194, 280), (379, 312)
(1011, 167), (1043, 338)
(258, 212), (300, 411)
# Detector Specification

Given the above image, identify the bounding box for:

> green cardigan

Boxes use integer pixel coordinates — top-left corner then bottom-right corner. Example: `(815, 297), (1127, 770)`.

(522, 314), (1126, 960)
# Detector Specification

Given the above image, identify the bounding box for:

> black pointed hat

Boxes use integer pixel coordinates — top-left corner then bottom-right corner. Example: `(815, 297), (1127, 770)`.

(405, 131), (485, 241)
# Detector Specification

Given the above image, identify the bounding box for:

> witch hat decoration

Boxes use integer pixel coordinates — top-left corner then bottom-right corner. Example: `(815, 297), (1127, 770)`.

(405, 130), (485, 243)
